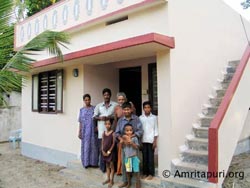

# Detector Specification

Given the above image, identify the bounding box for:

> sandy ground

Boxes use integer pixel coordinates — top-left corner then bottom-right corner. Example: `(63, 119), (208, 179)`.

(1, 141), (250, 188)
(223, 151), (250, 188)
(0, 143), (86, 188)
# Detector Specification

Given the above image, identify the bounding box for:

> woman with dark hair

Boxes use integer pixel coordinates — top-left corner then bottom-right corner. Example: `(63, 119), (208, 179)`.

(78, 94), (98, 168)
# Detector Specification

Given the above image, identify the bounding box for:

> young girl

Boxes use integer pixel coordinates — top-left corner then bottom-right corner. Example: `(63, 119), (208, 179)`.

(122, 123), (141, 188)
(102, 119), (115, 188)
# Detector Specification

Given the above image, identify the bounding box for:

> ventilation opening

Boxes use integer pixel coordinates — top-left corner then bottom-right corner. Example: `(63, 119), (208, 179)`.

(106, 16), (128, 25)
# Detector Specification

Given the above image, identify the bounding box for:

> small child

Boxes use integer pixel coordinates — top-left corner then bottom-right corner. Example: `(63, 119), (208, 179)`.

(102, 120), (115, 188)
(122, 123), (140, 188)
(139, 101), (158, 180)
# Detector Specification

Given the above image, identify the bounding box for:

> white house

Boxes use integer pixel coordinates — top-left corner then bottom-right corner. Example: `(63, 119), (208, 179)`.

(15, 0), (250, 187)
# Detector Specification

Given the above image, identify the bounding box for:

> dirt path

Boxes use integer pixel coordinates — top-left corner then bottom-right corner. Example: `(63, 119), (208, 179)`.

(1, 142), (250, 188)
(0, 143), (86, 188)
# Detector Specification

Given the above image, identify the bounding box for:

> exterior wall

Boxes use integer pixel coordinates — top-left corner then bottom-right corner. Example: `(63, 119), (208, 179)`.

(84, 56), (156, 107)
(84, 64), (119, 104)
(167, 0), (250, 165)
(18, 2), (169, 62)
(21, 64), (84, 164)
(15, 0), (167, 49)
(19, 0), (168, 166)
(0, 92), (21, 142)
(21, 56), (155, 165)
(234, 111), (250, 155)
(239, 111), (250, 140)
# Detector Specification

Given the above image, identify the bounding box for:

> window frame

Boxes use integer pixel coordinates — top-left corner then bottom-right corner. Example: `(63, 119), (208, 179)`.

(32, 69), (63, 114)
(148, 63), (158, 115)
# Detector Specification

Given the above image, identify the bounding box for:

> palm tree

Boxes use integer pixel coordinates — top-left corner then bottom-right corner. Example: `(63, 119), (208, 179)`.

(0, 0), (69, 106)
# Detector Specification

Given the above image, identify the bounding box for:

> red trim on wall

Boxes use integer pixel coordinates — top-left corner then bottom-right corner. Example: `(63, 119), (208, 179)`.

(14, 0), (164, 50)
(64, 0), (162, 33)
(18, 0), (159, 25)
(208, 128), (218, 183)
(33, 33), (175, 68)
(208, 45), (250, 183)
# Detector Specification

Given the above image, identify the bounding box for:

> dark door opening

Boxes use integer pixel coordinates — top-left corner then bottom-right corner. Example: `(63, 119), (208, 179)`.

(119, 67), (142, 116)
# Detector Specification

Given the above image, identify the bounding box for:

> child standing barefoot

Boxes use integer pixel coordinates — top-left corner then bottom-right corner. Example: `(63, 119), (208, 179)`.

(123, 123), (141, 188)
(102, 120), (115, 188)
(139, 101), (158, 180)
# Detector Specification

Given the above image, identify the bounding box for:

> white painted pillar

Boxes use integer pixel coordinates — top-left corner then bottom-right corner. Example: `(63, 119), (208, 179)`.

(157, 50), (173, 176)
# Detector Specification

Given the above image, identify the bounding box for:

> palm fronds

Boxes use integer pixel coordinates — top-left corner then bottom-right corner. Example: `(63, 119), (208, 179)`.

(2, 30), (70, 72)
(0, 30), (70, 106)
(0, 0), (70, 106)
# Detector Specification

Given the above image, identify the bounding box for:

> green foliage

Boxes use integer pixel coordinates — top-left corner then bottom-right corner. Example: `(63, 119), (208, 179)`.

(0, 0), (70, 106)
(0, 30), (70, 106)
(0, 70), (22, 106)
(3, 30), (70, 72)
(0, 25), (15, 70)
(25, 0), (60, 17)
(0, 0), (13, 27)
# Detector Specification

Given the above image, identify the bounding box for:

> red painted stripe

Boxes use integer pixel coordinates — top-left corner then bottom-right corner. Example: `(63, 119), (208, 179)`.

(208, 45), (250, 183)
(18, 0), (158, 25)
(33, 33), (175, 68)
(64, 0), (162, 33)
(14, 0), (163, 50)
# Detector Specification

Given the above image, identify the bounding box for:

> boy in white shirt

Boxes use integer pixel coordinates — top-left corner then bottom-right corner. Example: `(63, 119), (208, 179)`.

(139, 101), (158, 180)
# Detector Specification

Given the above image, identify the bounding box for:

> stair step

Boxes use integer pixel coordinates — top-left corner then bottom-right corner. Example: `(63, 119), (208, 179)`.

(171, 159), (208, 181)
(221, 71), (234, 82)
(197, 113), (213, 127)
(217, 78), (230, 90)
(212, 87), (226, 98)
(228, 60), (240, 67)
(180, 145), (208, 165)
(193, 123), (208, 138)
(202, 104), (218, 116)
(186, 134), (208, 151)
(225, 65), (236, 73)
(161, 176), (217, 188)
(208, 94), (223, 107)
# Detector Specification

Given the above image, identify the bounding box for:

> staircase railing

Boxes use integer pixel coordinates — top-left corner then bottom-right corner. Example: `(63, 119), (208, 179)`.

(208, 45), (250, 184)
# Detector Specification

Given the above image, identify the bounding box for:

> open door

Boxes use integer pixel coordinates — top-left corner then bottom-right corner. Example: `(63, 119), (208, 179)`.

(119, 67), (142, 116)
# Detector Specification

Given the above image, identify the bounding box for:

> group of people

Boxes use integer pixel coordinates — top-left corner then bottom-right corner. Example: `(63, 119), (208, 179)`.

(78, 88), (158, 188)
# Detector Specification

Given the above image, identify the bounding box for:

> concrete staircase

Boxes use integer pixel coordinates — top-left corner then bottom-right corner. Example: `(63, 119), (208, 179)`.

(162, 61), (239, 188)
(60, 160), (161, 188)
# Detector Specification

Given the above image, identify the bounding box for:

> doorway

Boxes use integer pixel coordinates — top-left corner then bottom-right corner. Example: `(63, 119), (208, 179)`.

(119, 67), (142, 116)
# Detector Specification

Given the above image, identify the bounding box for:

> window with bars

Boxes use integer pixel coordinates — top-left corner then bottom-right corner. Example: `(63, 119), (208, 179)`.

(32, 70), (63, 113)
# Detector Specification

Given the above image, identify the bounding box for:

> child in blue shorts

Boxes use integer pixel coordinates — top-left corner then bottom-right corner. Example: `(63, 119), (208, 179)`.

(122, 123), (140, 188)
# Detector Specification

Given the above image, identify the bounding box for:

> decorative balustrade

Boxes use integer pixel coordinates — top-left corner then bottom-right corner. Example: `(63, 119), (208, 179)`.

(14, 0), (166, 49)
